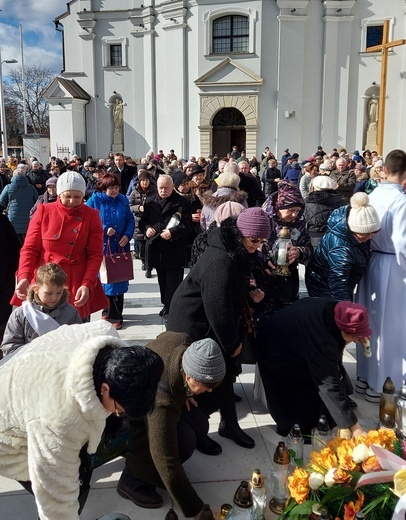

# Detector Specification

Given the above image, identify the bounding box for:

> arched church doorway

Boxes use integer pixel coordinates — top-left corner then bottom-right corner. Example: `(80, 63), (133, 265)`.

(212, 108), (246, 157)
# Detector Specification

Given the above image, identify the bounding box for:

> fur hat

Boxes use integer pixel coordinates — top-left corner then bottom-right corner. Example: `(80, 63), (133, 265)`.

(347, 192), (380, 234)
(236, 207), (271, 238)
(56, 171), (86, 196)
(217, 172), (240, 189)
(311, 176), (337, 191)
(214, 201), (245, 225)
(182, 338), (226, 383)
(334, 301), (372, 338)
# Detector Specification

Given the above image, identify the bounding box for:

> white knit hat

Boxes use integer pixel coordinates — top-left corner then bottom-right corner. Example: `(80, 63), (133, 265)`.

(56, 171), (86, 196)
(217, 172), (240, 189)
(311, 176), (337, 191)
(347, 192), (380, 234)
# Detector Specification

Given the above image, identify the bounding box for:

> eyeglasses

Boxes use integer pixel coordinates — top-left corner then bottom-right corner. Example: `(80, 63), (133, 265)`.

(114, 400), (125, 417)
(248, 237), (268, 244)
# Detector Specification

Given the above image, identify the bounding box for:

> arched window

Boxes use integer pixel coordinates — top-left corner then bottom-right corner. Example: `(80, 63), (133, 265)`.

(212, 15), (249, 54)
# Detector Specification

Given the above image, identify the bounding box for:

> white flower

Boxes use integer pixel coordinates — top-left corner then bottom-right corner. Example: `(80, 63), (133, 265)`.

(352, 443), (373, 464)
(309, 472), (324, 490)
(324, 468), (337, 488)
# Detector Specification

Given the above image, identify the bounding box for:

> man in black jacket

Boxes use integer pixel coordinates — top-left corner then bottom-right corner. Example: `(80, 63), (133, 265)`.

(238, 161), (265, 207)
(110, 152), (137, 195)
(139, 175), (192, 316)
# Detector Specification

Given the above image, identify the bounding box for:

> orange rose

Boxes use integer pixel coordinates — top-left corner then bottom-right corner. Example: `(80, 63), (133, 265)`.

(288, 467), (310, 504)
(361, 455), (383, 473)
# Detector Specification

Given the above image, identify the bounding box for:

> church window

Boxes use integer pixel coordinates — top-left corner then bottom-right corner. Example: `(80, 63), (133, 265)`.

(212, 16), (249, 54)
(366, 25), (383, 48)
(110, 45), (122, 67)
(102, 37), (128, 68)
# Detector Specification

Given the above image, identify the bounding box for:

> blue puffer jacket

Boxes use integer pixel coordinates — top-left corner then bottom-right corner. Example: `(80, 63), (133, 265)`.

(305, 204), (370, 301)
(86, 191), (135, 296)
(0, 175), (38, 234)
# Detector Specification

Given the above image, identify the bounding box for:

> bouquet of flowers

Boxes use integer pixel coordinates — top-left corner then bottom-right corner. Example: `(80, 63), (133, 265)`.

(282, 429), (406, 520)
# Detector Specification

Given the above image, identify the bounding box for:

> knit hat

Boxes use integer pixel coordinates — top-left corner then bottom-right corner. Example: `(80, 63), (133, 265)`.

(347, 192), (380, 234)
(334, 301), (372, 338)
(173, 171), (189, 189)
(182, 338), (226, 383)
(56, 171), (86, 196)
(374, 160), (384, 168)
(311, 176), (337, 191)
(31, 160), (41, 166)
(276, 181), (304, 210)
(236, 207), (271, 238)
(46, 176), (58, 187)
(217, 172), (240, 189)
(354, 163), (365, 171)
(214, 201), (245, 225)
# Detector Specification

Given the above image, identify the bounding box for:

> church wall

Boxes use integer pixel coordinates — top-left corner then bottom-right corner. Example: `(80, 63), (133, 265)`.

(50, 0), (406, 161)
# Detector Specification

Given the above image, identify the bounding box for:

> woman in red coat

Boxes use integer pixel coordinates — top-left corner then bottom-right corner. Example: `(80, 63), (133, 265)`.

(12, 171), (108, 320)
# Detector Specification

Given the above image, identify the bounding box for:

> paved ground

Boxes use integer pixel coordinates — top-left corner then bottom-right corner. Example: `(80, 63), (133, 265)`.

(0, 261), (379, 519)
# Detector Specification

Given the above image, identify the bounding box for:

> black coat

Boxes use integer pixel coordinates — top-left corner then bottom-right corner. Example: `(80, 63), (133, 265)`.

(111, 164), (138, 195)
(139, 190), (192, 269)
(167, 219), (253, 357)
(257, 297), (358, 436)
(304, 190), (346, 241)
(238, 173), (266, 207)
(27, 168), (49, 195)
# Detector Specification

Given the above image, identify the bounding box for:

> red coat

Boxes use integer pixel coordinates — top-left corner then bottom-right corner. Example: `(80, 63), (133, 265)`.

(11, 199), (108, 318)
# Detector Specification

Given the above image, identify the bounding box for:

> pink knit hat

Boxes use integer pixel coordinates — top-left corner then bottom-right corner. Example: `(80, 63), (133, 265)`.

(236, 208), (271, 238)
(334, 301), (372, 337)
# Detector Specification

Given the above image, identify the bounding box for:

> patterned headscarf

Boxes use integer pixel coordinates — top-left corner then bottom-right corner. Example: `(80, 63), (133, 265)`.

(272, 181), (304, 212)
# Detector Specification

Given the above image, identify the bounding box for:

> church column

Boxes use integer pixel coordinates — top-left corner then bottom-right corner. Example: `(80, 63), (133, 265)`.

(275, 1), (309, 155)
(321, 1), (356, 149)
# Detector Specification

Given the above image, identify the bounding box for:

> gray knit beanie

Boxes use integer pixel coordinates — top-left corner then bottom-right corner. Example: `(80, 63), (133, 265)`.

(182, 338), (225, 383)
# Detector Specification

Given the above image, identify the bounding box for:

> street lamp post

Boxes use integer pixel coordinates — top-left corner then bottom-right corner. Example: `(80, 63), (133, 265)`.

(0, 48), (17, 159)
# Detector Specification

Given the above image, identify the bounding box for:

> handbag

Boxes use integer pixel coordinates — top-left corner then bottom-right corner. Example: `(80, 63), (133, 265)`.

(87, 415), (132, 470)
(237, 301), (257, 365)
(100, 237), (134, 284)
(2, 187), (23, 216)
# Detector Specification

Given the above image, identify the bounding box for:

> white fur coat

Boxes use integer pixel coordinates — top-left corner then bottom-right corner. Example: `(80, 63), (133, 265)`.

(0, 320), (125, 520)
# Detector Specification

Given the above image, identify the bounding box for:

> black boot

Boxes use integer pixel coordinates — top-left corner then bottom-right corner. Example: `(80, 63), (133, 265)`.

(145, 269), (152, 278)
(117, 468), (163, 509)
(218, 420), (255, 449)
(196, 435), (222, 456)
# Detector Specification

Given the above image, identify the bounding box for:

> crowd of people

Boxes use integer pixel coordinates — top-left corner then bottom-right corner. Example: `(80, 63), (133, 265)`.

(0, 144), (405, 520)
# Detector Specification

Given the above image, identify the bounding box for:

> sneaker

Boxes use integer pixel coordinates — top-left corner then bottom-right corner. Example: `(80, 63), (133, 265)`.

(355, 377), (368, 394)
(117, 469), (163, 509)
(365, 388), (381, 403)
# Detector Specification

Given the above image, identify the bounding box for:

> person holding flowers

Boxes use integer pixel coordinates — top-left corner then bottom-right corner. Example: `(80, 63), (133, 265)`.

(256, 298), (371, 439)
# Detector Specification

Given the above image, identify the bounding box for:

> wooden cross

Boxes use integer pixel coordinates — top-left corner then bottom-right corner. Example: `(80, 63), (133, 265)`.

(366, 20), (406, 155)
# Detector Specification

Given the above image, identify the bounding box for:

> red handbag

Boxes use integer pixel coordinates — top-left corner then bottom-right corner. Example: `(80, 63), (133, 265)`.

(100, 237), (134, 284)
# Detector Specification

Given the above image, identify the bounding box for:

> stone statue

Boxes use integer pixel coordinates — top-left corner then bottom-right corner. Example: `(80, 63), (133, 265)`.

(113, 99), (124, 130)
(368, 96), (378, 127)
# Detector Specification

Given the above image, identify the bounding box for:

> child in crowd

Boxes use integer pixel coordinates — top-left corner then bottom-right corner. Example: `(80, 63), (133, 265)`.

(1, 263), (82, 356)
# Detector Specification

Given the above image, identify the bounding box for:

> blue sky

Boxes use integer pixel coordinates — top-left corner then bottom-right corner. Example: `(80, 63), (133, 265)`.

(0, 0), (67, 79)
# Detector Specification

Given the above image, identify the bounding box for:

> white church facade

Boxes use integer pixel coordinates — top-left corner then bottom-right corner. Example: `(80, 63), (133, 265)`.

(44, 0), (406, 160)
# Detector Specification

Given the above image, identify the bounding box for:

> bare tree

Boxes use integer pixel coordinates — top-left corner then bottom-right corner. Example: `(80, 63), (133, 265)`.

(3, 65), (55, 136)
